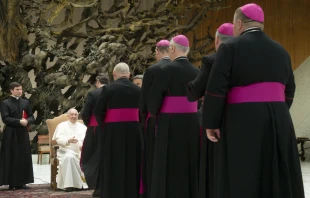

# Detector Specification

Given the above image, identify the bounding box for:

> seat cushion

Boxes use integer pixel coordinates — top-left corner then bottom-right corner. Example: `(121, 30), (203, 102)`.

(38, 145), (51, 152)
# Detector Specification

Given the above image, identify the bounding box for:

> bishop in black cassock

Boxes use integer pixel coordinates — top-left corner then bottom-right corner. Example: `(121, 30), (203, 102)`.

(0, 82), (34, 190)
(81, 75), (109, 197)
(95, 63), (142, 198)
(187, 23), (234, 198)
(203, 4), (304, 198)
(140, 39), (171, 197)
(147, 35), (200, 198)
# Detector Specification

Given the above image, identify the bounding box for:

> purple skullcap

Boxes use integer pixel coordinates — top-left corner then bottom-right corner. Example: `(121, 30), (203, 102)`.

(217, 23), (234, 36)
(156, 40), (170, 47)
(172, 35), (189, 47)
(240, 3), (264, 23)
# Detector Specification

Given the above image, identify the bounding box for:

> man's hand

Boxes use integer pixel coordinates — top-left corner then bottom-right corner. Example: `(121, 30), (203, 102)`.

(68, 136), (78, 144)
(20, 119), (28, 127)
(206, 129), (220, 142)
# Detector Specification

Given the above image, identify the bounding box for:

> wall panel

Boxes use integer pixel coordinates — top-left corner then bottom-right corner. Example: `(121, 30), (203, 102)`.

(183, 0), (310, 70)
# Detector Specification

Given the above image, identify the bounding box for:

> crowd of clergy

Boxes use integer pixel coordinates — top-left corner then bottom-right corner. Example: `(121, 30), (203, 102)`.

(0, 3), (305, 198)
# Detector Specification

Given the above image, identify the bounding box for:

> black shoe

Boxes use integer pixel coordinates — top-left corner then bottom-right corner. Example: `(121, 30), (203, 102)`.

(92, 188), (100, 197)
(65, 187), (74, 192)
(8, 186), (16, 190)
(17, 185), (30, 190)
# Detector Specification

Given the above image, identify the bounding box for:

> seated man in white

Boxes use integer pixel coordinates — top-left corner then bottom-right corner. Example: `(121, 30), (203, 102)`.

(52, 108), (88, 191)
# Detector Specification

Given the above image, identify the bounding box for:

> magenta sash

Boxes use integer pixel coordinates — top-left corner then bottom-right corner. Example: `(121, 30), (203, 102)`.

(160, 96), (197, 113)
(228, 82), (285, 104)
(104, 108), (139, 123)
(88, 115), (98, 126)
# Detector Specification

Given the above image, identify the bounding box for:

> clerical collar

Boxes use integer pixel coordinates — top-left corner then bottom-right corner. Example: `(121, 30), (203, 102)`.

(241, 27), (262, 35)
(162, 56), (170, 60)
(117, 76), (128, 81)
(174, 56), (187, 61)
(11, 95), (20, 100)
(68, 121), (77, 126)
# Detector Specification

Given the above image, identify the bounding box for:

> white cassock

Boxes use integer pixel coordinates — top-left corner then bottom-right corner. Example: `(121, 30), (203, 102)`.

(52, 121), (88, 190)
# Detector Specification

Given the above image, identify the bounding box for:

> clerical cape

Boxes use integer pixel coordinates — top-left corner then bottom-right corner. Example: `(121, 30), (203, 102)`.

(52, 121), (88, 190)
(147, 57), (200, 198)
(203, 28), (304, 198)
(0, 96), (34, 186)
(94, 77), (142, 198)
(81, 87), (103, 189)
(140, 57), (171, 196)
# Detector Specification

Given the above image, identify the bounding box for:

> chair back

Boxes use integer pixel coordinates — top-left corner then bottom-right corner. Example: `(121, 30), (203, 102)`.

(46, 114), (69, 149)
(38, 135), (49, 145)
(46, 114), (84, 153)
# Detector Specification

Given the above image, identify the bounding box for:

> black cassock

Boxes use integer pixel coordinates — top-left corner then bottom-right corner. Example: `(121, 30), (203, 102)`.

(187, 53), (217, 198)
(95, 78), (142, 198)
(0, 96), (34, 186)
(203, 28), (304, 198)
(81, 87), (103, 190)
(147, 57), (200, 198)
(140, 57), (171, 197)
(187, 53), (216, 101)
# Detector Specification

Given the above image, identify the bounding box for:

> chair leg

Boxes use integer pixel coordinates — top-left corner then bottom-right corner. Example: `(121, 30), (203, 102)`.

(40, 153), (43, 165)
(300, 141), (306, 161)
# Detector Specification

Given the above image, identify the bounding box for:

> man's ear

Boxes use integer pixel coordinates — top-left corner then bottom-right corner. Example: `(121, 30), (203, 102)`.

(237, 19), (243, 30)
(215, 36), (219, 45)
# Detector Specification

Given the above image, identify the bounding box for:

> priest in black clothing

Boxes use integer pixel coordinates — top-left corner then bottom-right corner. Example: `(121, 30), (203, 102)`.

(140, 39), (171, 196)
(94, 63), (142, 198)
(203, 3), (304, 198)
(0, 82), (34, 190)
(186, 22), (234, 198)
(81, 75), (109, 197)
(147, 35), (200, 198)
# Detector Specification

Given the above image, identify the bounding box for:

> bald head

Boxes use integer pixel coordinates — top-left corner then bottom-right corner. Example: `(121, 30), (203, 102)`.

(67, 108), (78, 123)
(113, 62), (130, 80)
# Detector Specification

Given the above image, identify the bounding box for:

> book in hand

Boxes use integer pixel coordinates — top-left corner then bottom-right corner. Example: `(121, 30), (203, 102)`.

(22, 110), (30, 130)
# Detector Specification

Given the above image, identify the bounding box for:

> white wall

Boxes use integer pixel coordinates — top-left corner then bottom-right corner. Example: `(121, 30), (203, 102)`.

(290, 57), (310, 161)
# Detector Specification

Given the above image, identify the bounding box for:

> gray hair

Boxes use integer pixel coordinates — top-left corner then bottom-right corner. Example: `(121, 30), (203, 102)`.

(96, 75), (109, 85)
(67, 108), (78, 114)
(156, 46), (169, 54)
(133, 75), (143, 80)
(170, 39), (190, 54)
(113, 62), (130, 74)
(215, 30), (234, 43)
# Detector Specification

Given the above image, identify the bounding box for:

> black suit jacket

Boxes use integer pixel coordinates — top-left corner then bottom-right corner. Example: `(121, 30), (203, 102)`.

(187, 53), (216, 101)
(81, 87), (103, 126)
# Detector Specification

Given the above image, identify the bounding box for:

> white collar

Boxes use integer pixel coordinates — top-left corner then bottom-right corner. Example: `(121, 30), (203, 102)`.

(244, 27), (261, 33)
(245, 27), (260, 31)
(68, 121), (78, 126)
(11, 95), (20, 100)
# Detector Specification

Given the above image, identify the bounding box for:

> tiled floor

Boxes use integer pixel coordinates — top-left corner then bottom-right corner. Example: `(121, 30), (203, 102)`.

(301, 161), (310, 197)
(30, 155), (310, 197)
(32, 154), (50, 184)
